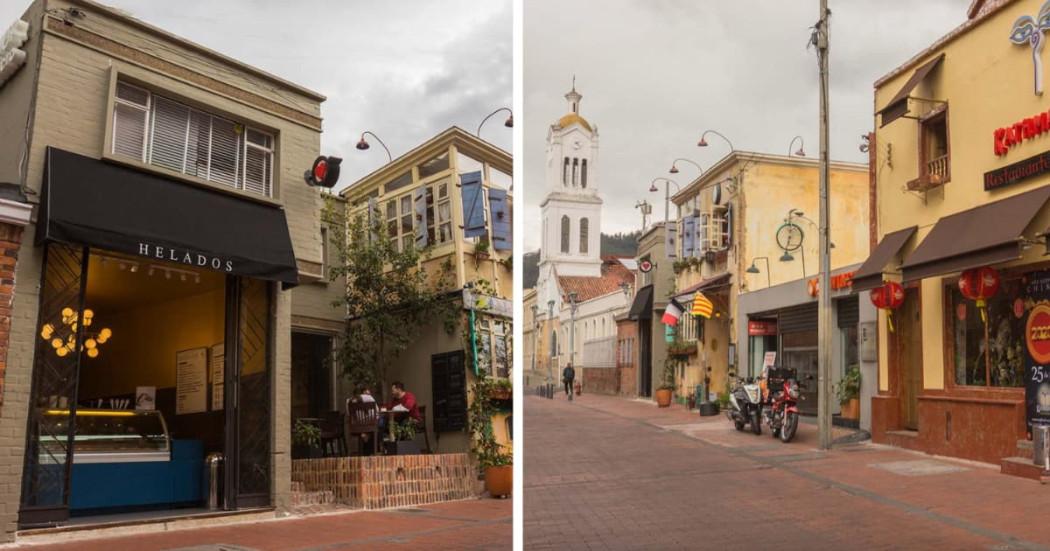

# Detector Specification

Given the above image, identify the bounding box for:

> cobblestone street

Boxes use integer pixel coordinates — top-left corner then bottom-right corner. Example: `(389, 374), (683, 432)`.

(9, 499), (510, 551)
(524, 393), (1050, 551)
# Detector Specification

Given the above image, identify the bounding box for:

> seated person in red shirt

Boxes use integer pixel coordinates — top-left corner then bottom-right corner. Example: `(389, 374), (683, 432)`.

(380, 381), (422, 433)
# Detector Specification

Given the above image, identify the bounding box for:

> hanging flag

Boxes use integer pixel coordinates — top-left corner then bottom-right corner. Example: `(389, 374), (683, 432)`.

(662, 298), (684, 325)
(691, 292), (714, 319)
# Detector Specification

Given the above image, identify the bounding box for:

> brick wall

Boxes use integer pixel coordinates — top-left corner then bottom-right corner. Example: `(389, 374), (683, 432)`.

(0, 224), (23, 410)
(581, 367), (620, 395)
(291, 453), (479, 510)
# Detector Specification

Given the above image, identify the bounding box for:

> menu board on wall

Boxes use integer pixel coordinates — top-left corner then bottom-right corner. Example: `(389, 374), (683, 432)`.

(1025, 271), (1050, 434)
(176, 347), (208, 415)
(210, 343), (225, 411)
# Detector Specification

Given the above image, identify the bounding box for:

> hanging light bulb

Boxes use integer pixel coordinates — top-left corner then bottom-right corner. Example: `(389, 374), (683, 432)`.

(84, 338), (97, 350)
(86, 348), (99, 358)
(40, 324), (54, 339)
(99, 328), (112, 341)
(51, 338), (62, 349)
(56, 347), (68, 358)
(61, 307), (73, 319)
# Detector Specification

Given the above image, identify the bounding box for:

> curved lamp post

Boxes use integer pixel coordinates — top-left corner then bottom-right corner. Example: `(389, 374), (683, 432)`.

(746, 256), (772, 288)
(477, 107), (513, 136)
(648, 177), (680, 225)
(697, 129), (735, 151)
(355, 131), (392, 162)
(789, 135), (807, 157)
(668, 158), (703, 175)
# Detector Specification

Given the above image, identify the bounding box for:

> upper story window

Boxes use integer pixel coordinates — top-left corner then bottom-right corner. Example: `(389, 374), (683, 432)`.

(918, 106), (950, 189)
(579, 217), (589, 254)
(112, 81), (275, 197)
(382, 181), (453, 252)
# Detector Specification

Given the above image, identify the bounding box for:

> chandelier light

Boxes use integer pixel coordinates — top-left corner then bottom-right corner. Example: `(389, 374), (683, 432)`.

(40, 307), (111, 358)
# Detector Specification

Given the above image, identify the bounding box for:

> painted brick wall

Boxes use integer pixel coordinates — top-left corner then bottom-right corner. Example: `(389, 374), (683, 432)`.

(0, 224), (23, 411)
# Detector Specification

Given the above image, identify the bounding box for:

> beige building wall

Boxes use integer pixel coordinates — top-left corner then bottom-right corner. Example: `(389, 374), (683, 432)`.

(0, 0), (331, 538)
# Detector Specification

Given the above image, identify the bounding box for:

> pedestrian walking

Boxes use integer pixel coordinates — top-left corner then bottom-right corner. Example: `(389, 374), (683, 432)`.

(562, 363), (575, 401)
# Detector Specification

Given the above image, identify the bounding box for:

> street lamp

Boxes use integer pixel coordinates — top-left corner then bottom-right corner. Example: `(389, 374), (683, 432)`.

(567, 292), (579, 371)
(668, 158), (703, 175)
(697, 129), (735, 151)
(789, 136), (807, 157)
(355, 131), (392, 162)
(530, 303), (539, 379)
(477, 107), (513, 136)
(648, 177), (680, 225)
(746, 257), (771, 288)
(547, 299), (556, 382)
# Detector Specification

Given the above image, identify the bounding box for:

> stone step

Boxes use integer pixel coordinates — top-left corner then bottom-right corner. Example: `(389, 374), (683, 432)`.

(1000, 456), (1050, 483)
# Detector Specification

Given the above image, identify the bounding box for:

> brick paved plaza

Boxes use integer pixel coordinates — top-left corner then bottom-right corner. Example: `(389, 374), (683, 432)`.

(524, 393), (1050, 550)
(12, 499), (510, 551)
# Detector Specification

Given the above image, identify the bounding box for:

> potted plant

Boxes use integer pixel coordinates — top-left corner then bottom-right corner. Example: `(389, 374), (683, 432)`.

(488, 378), (512, 401)
(655, 356), (678, 408)
(469, 377), (513, 497)
(292, 419), (322, 459)
(835, 365), (862, 420)
(384, 419), (422, 455)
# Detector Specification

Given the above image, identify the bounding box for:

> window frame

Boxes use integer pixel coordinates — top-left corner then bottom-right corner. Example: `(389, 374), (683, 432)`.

(916, 104), (951, 189)
(943, 274), (1026, 392)
(105, 74), (279, 201)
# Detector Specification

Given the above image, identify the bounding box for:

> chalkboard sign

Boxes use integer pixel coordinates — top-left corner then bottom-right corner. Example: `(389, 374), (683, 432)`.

(432, 350), (467, 432)
(1026, 271), (1050, 434)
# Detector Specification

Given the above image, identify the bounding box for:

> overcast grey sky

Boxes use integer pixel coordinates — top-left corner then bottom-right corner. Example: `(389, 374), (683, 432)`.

(524, 0), (965, 251)
(0, 0), (511, 191)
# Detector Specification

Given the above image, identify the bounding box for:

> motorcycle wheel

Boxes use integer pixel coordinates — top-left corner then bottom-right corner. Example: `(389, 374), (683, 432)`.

(751, 409), (762, 435)
(780, 412), (798, 443)
(734, 418), (745, 431)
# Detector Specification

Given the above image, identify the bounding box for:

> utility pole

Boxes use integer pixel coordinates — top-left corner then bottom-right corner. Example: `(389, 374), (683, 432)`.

(568, 292), (579, 401)
(815, 0), (833, 450)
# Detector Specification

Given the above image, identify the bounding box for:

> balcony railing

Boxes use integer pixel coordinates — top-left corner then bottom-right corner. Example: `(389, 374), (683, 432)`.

(927, 154), (949, 184)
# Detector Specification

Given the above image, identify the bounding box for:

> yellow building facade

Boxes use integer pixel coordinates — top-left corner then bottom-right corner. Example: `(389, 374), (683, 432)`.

(865, 0), (1050, 466)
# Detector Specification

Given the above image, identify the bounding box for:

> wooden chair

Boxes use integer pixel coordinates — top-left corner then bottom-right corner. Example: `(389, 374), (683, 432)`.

(346, 400), (380, 456)
(417, 405), (433, 454)
(319, 410), (347, 457)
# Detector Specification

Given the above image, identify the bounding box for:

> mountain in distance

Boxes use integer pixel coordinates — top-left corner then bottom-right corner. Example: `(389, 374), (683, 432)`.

(523, 231), (641, 289)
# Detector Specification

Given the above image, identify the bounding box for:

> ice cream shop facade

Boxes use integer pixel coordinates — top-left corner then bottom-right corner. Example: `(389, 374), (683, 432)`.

(0, 0), (339, 537)
(864, 0), (1050, 469)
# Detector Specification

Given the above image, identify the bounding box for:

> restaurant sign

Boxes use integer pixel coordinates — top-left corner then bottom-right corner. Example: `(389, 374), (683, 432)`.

(807, 271), (855, 297)
(137, 242), (234, 272)
(748, 320), (777, 336)
(983, 149), (1050, 191)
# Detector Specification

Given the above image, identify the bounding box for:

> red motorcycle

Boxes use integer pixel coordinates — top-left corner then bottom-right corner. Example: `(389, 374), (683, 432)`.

(763, 367), (801, 443)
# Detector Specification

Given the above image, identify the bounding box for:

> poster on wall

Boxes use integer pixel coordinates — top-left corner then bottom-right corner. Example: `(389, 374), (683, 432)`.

(210, 343), (225, 411)
(1025, 271), (1050, 434)
(176, 347), (208, 415)
(135, 386), (156, 411)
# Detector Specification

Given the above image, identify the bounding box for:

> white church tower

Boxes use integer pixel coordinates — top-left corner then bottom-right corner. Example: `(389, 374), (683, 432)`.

(538, 83), (603, 287)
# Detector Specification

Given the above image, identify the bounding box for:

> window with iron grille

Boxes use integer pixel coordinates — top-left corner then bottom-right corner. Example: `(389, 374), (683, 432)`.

(111, 81), (275, 197)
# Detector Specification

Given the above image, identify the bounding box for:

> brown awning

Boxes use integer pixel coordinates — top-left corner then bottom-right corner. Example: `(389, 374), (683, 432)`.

(878, 53), (944, 127)
(901, 185), (1050, 282)
(852, 226), (918, 292)
(674, 272), (731, 302)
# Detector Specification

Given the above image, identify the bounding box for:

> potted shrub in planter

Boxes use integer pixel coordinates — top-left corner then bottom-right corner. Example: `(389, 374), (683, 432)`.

(469, 377), (512, 498)
(655, 356), (678, 408)
(383, 419), (422, 455)
(488, 378), (512, 401)
(835, 365), (862, 420)
(292, 419), (322, 459)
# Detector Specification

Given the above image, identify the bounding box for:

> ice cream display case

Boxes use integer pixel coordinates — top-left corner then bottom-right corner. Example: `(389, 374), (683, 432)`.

(37, 409), (203, 513)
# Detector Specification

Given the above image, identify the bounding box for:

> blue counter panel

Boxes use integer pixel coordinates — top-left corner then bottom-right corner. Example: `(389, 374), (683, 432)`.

(70, 440), (203, 512)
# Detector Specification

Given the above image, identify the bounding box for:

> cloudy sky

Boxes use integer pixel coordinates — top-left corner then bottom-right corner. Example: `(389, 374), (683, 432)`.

(524, 0), (965, 251)
(0, 0), (511, 191)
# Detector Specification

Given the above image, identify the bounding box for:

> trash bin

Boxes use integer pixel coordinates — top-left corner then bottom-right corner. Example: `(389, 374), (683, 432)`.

(204, 452), (224, 510)
(1035, 426), (1050, 471)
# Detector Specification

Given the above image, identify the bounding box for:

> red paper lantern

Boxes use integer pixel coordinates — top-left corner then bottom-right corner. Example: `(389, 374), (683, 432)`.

(958, 266), (1000, 324)
(870, 281), (905, 332)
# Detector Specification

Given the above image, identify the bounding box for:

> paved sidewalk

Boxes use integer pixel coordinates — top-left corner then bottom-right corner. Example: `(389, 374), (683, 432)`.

(525, 392), (1050, 550)
(11, 499), (510, 551)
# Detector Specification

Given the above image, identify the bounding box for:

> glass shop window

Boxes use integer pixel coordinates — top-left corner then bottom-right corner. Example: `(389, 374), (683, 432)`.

(950, 277), (1024, 387)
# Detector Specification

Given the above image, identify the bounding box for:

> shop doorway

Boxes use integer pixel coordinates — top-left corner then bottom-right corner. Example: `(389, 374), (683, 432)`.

(782, 330), (818, 415)
(19, 244), (273, 526)
(897, 288), (923, 431)
(639, 319), (652, 397)
(291, 332), (334, 419)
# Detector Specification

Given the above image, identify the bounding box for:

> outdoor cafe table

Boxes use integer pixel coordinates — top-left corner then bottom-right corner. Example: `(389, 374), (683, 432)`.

(379, 408), (408, 442)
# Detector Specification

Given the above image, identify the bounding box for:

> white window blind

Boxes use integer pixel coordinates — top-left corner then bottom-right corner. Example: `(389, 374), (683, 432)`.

(111, 81), (274, 197)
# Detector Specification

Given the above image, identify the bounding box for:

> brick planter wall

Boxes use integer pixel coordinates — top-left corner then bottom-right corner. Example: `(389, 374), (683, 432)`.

(291, 453), (479, 510)
(581, 367), (620, 395)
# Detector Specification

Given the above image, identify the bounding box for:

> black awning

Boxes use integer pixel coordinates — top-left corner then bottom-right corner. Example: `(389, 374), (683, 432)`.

(878, 53), (944, 127)
(901, 185), (1050, 282)
(852, 226), (917, 293)
(38, 147), (299, 286)
(628, 284), (653, 320)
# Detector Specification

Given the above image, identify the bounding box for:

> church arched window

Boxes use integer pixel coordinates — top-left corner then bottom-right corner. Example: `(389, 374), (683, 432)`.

(563, 157), (570, 186)
(561, 215), (571, 253)
(579, 218), (589, 254)
(572, 158), (579, 187)
(581, 159), (588, 188)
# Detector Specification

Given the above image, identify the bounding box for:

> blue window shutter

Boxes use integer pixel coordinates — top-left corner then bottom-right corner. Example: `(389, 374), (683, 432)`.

(489, 188), (511, 251)
(665, 222), (677, 258)
(682, 216), (696, 257)
(460, 171), (486, 238)
(413, 186), (428, 248)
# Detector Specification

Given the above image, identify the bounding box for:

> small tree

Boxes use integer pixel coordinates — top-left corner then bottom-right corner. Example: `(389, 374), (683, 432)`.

(326, 197), (456, 393)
